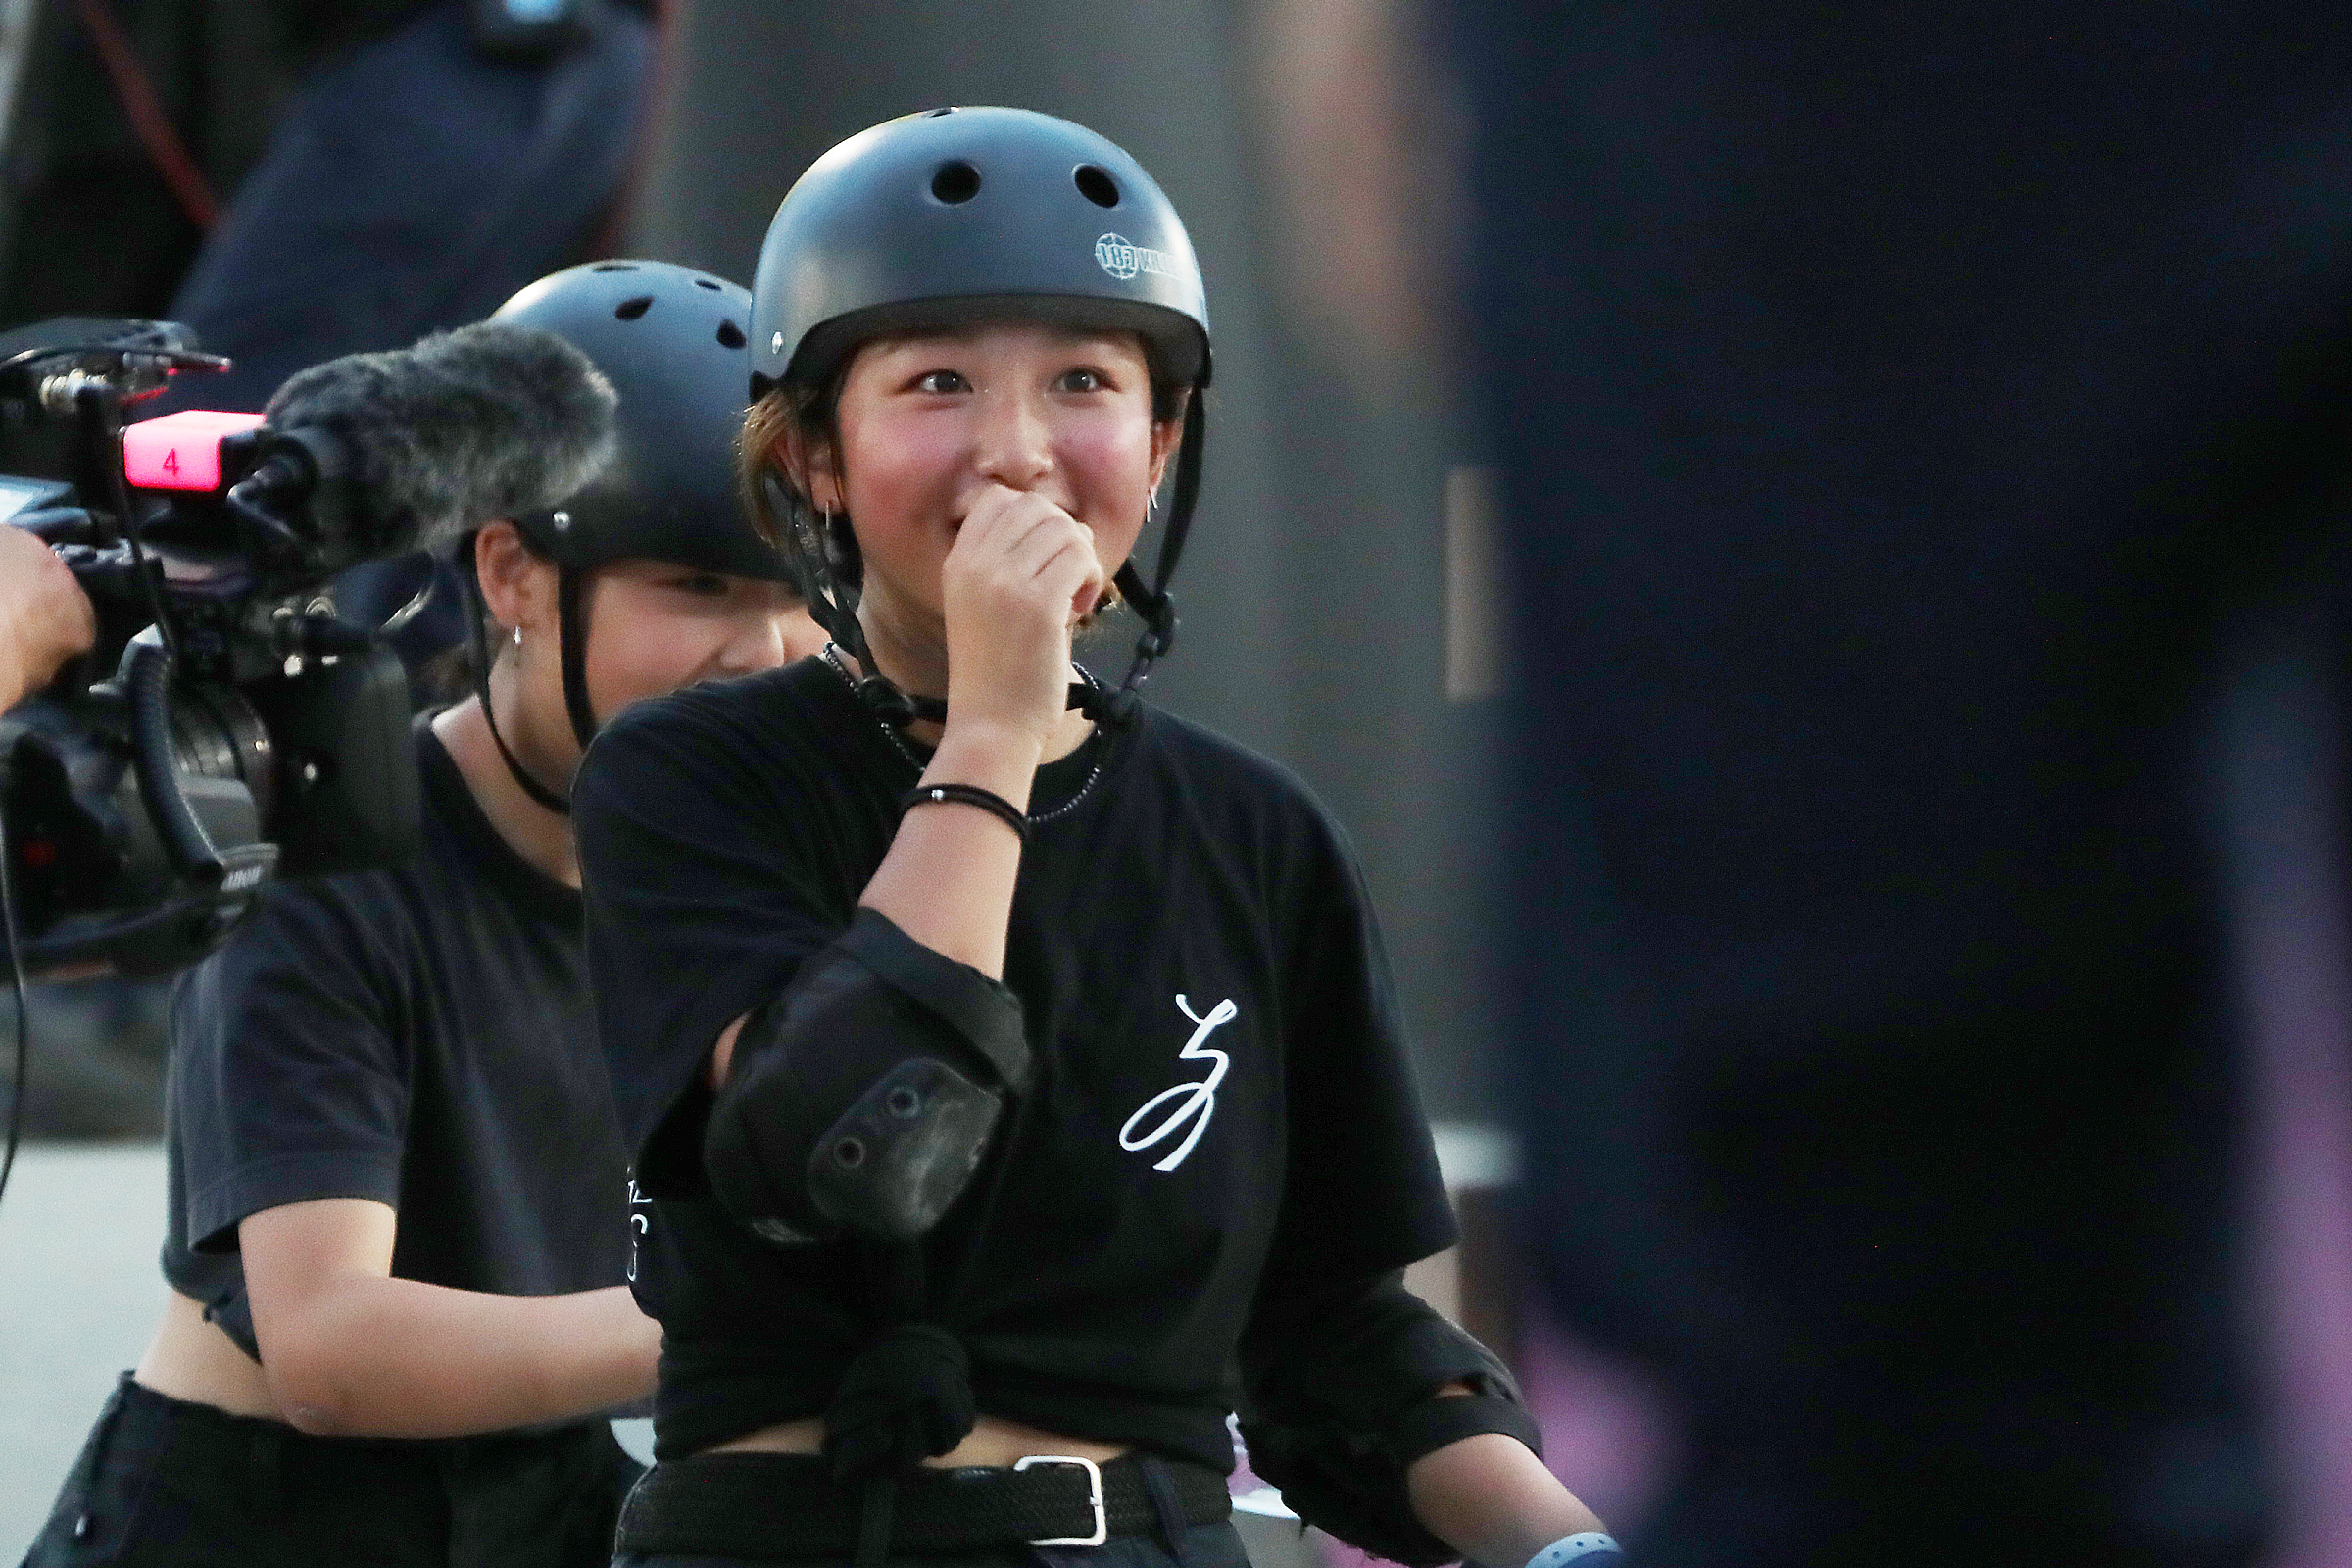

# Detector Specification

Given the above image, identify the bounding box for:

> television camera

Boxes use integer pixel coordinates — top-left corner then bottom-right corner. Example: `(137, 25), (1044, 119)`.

(0, 314), (614, 976)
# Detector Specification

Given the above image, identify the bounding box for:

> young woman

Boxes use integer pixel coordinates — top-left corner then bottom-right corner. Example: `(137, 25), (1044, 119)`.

(22, 260), (825, 1568)
(575, 110), (1618, 1568)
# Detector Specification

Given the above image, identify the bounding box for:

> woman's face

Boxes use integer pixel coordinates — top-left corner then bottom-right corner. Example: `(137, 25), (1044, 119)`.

(808, 322), (1178, 623)
(577, 559), (824, 722)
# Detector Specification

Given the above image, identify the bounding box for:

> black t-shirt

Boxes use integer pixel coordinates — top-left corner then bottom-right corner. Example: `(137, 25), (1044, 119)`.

(163, 720), (632, 1366)
(574, 660), (1458, 1468)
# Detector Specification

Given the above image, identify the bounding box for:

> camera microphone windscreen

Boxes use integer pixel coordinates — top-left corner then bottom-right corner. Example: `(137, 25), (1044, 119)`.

(259, 321), (618, 557)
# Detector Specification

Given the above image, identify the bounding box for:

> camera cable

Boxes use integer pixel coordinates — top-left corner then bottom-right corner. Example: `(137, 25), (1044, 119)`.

(82, 385), (181, 662)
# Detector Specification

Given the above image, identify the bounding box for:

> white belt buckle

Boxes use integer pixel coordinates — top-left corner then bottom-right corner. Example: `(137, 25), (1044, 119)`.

(1014, 1454), (1107, 1546)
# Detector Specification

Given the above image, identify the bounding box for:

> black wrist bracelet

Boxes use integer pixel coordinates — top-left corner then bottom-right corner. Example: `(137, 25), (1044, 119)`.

(900, 782), (1029, 843)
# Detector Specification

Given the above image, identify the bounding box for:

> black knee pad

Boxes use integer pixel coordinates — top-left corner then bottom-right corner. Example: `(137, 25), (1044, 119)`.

(703, 908), (1031, 1244)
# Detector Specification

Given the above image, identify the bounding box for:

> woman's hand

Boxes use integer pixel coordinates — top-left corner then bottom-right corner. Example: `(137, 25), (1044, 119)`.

(856, 480), (1099, 977)
(939, 481), (1105, 752)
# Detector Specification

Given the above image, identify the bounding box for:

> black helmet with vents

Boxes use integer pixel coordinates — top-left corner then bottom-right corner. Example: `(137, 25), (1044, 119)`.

(750, 107), (1210, 399)
(493, 259), (783, 582)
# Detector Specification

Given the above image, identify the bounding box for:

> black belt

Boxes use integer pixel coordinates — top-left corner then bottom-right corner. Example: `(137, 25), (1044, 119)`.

(615, 1451), (1233, 1560)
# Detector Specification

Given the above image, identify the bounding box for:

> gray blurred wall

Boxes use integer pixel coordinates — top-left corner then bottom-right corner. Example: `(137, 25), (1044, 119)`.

(627, 0), (1504, 1118)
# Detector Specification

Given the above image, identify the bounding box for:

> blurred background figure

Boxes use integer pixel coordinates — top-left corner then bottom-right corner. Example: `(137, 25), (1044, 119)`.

(1438, 3), (2352, 1565)
(0, 0), (657, 408)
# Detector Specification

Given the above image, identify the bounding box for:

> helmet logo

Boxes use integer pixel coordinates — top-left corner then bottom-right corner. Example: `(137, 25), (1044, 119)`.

(1095, 232), (1175, 282)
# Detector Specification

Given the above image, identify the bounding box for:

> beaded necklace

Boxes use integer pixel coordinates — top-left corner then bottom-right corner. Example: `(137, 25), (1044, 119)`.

(818, 643), (1108, 825)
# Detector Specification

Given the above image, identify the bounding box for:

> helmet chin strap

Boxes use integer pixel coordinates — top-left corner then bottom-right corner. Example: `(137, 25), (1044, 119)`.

(767, 481), (950, 729)
(556, 565), (602, 754)
(1097, 391), (1202, 728)
(779, 392), (1204, 736)
(458, 547), (575, 817)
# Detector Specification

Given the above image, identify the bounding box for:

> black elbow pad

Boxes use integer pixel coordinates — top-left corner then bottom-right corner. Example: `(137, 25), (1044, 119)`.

(1241, 1286), (1540, 1566)
(704, 908), (1030, 1244)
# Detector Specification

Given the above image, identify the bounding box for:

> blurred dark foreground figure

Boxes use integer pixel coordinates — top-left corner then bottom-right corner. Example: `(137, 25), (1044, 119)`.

(1452, 6), (2352, 1564)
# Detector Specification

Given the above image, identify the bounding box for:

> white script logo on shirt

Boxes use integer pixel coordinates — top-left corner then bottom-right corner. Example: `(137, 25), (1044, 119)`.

(1119, 994), (1238, 1172)
(626, 1178), (651, 1281)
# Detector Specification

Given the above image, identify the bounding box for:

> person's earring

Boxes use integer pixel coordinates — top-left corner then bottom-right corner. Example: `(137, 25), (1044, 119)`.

(513, 626), (523, 649)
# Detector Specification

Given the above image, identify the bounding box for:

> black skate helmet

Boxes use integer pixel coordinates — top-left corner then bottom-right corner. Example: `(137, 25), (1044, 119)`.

(747, 106), (1211, 728)
(498, 260), (783, 583)
(464, 260), (783, 810)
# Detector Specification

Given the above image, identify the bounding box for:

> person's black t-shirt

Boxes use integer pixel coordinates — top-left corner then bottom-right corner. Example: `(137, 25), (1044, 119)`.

(574, 659), (1459, 1467)
(163, 719), (631, 1366)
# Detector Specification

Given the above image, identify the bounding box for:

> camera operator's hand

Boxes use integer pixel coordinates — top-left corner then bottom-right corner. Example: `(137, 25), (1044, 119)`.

(0, 525), (96, 709)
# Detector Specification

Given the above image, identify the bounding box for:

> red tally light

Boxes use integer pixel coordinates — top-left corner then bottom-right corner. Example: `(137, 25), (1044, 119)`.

(19, 837), (56, 870)
(122, 409), (264, 492)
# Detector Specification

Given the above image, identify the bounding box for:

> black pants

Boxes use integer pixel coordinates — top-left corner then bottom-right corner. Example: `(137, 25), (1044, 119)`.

(20, 1375), (641, 1568)
(613, 1518), (1253, 1568)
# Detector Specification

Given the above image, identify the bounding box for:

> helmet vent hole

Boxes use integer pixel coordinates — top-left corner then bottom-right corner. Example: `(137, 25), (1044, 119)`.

(591, 261), (636, 272)
(694, 277), (721, 290)
(716, 319), (746, 349)
(1074, 165), (1120, 208)
(931, 160), (982, 204)
(924, 107), (956, 118)
(614, 295), (654, 320)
